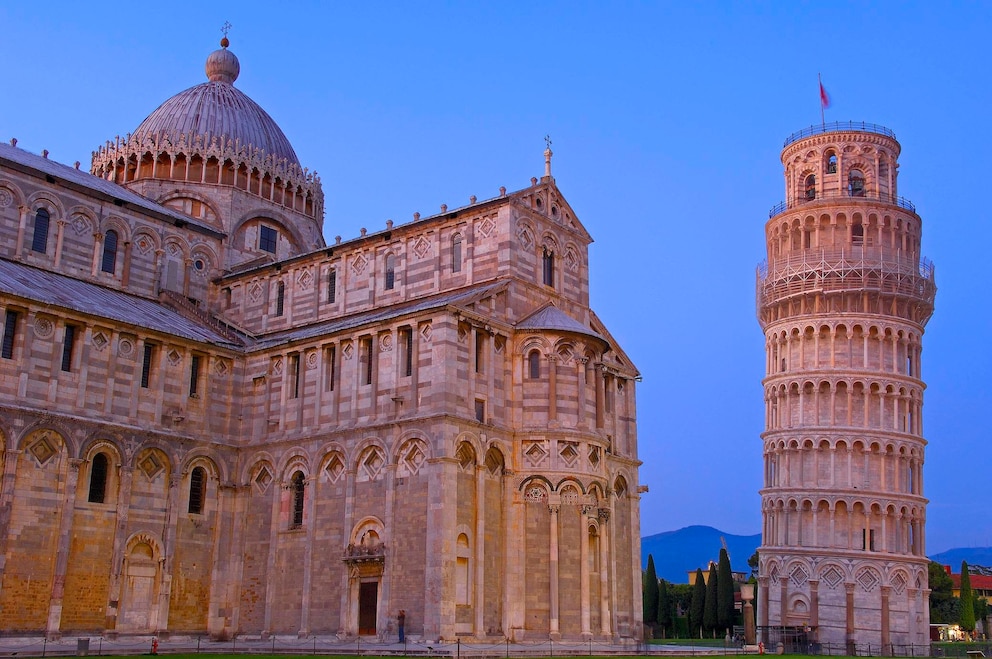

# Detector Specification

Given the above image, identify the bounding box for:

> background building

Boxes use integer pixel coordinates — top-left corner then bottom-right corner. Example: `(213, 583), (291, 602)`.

(756, 122), (935, 653)
(0, 40), (642, 641)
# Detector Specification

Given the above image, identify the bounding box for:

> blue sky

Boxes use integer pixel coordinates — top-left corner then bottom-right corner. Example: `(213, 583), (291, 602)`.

(1, 2), (989, 554)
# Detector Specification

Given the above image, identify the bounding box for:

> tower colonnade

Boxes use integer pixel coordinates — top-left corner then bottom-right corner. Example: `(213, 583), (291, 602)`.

(756, 122), (935, 654)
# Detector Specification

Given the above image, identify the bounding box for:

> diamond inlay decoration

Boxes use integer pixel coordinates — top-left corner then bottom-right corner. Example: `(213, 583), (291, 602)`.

(524, 442), (547, 466)
(351, 253), (368, 275)
(324, 454), (345, 483)
(167, 349), (182, 366)
(167, 242), (182, 256)
(560, 442), (579, 467)
(421, 323), (432, 342)
(70, 214), (91, 236)
(254, 466), (273, 492)
(139, 453), (164, 480)
(413, 235), (431, 259)
(769, 565), (780, 582)
(588, 446), (601, 468)
(493, 336), (505, 353)
(214, 359), (228, 376)
(297, 267), (313, 290)
(271, 357), (283, 375)
(821, 565), (844, 589)
(477, 216), (496, 239)
(564, 247), (579, 272)
(403, 444), (426, 475)
(29, 435), (57, 466)
(135, 234), (154, 255)
(857, 568), (880, 593)
(361, 448), (385, 481)
(91, 331), (109, 351)
(891, 572), (908, 595)
(247, 281), (263, 303)
(518, 226), (534, 250)
(342, 342), (354, 360)
(790, 564), (810, 586)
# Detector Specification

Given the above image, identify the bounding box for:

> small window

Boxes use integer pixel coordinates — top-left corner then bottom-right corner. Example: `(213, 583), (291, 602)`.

(361, 337), (373, 385)
(327, 269), (337, 303)
(452, 235), (463, 273)
(325, 345), (336, 391)
(276, 282), (285, 317)
(804, 174), (816, 201)
(384, 254), (396, 291)
(826, 154), (838, 174)
(189, 354), (202, 397)
(475, 330), (486, 374)
(289, 353), (301, 399)
(399, 328), (413, 377)
(852, 222), (864, 247)
(803, 229), (812, 249)
(31, 209), (50, 254)
(2, 310), (18, 359)
(140, 343), (154, 388)
(259, 225), (277, 254)
(88, 452), (109, 503)
(61, 324), (77, 372)
(475, 399), (486, 423)
(101, 230), (119, 274)
(527, 350), (541, 379)
(849, 169), (865, 197)
(291, 471), (305, 528)
(188, 466), (206, 514)
(542, 248), (555, 287)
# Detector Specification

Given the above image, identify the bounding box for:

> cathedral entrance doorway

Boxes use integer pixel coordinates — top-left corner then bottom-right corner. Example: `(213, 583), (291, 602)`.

(118, 537), (160, 632)
(358, 581), (378, 635)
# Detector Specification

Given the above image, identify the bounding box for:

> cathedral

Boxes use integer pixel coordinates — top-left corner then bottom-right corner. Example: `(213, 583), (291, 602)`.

(756, 122), (935, 652)
(0, 39), (643, 641)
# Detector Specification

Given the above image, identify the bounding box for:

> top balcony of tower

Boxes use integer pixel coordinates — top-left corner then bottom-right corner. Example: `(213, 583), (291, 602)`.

(782, 121), (896, 149)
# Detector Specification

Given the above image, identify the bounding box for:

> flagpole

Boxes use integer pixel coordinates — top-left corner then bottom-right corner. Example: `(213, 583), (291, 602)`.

(819, 73), (825, 127)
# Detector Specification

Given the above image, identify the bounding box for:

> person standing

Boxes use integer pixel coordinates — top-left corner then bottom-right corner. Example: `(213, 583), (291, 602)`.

(398, 609), (406, 643)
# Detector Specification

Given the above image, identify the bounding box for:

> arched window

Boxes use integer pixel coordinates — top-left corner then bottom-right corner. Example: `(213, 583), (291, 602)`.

(826, 154), (838, 174)
(852, 221), (864, 247)
(31, 208), (50, 253)
(804, 175), (816, 201)
(291, 471), (305, 528)
(101, 229), (119, 274)
(451, 234), (463, 273)
(849, 169), (865, 197)
(385, 254), (396, 290)
(542, 247), (555, 287)
(188, 466), (206, 514)
(88, 452), (109, 503)
(276, 281), (285, 316)
(527, 350), (541, 379)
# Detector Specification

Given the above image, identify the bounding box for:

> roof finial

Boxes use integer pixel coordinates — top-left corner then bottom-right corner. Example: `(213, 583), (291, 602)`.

(220, 21), (232, 48)
(543, 134), (553, 180)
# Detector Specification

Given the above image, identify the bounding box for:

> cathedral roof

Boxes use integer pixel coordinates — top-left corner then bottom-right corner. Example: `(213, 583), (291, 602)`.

(516, 302), (605, 343)
(131, 40), (300, 167)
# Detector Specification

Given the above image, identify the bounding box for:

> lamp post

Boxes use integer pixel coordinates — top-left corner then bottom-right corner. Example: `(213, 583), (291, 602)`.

(741, 584), (755, 646)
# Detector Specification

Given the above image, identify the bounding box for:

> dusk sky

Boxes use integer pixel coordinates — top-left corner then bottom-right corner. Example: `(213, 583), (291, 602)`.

(2, 2), (989, 555)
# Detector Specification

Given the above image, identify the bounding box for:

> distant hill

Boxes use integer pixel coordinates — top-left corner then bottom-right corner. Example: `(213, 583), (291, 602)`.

(642, 526), (760, 583)
(929, 547), (992, 570)
(641, 528), (992, 583)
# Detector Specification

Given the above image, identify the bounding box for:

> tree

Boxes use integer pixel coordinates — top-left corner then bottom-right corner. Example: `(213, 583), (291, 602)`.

(643, 554), (659, 630)
(960, 561), (976, 633)
(717, 547), (735, 632)
(704, 562), (719, 634)
(747, 550), (759, 578)
(690, 568), (706, 637)
(928, 561), (959, 624)
(658, 579), (673, 638)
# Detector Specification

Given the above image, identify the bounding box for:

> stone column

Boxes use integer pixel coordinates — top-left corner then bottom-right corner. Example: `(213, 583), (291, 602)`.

(579, 506), (592, 639)
(474, 465), (486, 637)
(54, 220), (67, 268)
(576, 357), (588, 428)
(809, 580), (819, 641)
(598, 508), (611, 637)
(594, 364), (605, 429)
(156, 472), (182, 632)
(15, 205), (28, 257)
(106, 464), (134, 631)
(845, 582), (856, 654)
(757, 575), (769, 643)
(549, 503), (561, 640)
(46, 458), (83, 638)
(299, 472), (318, 636)
(880, 585), (891, 654)
(548, 355), (558, 423)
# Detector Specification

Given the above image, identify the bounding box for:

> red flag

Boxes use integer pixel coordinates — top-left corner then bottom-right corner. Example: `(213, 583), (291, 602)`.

(819, 81), (831, 109)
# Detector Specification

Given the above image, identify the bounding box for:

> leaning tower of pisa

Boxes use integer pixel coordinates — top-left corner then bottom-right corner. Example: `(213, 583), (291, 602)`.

(755, 122), (936, 654)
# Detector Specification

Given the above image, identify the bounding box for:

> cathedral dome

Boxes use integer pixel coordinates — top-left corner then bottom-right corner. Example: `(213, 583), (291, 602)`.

(131, 41), (300, 167)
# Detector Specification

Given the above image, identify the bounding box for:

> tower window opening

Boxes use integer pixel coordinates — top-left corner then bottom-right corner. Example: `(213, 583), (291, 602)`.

(290, 471), (305, 528)
(827, 154), (838, 174)
(527, 350), (541, 379)
(804, 174), (816, 200)
(289, 353), (301, 399)
(326, 345), (337, 391)
(140, 343), (155, 388)
(542, 247), (555, 287)
(804, 229), (812, 249)
(101, 229), (119, 274)
(189, 354), (202, 397)
(361, 337), (373, 385)
(2, 310), (18, 359)
(275, 282), (285, 317)
(384, 253), (396, 290)
(327, 269), (337, 303)
(61, 324), (77, 372)
(88, 452), (109, 503)
(188, 466), (206, 514)
(399, 328), (413, 377)
(852, 222), (864, 247)
(259, 225), (277, 253)
(452, 234), (463, 273)
(31, 208), (50, 254)
(849, 169), (865, 197)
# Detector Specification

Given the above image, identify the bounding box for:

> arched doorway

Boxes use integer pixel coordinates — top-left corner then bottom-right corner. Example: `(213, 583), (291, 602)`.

(118, 535), (161, 632)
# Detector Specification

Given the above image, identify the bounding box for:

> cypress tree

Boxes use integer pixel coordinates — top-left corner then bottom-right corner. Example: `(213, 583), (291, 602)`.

(690, 568), (706, 637)
(960, 561), (976, 632)
(658, 578), (673, 637)
(717, 547), (735, 632)
(704, 562), (719, 634)
(643, 554), (660, 629)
